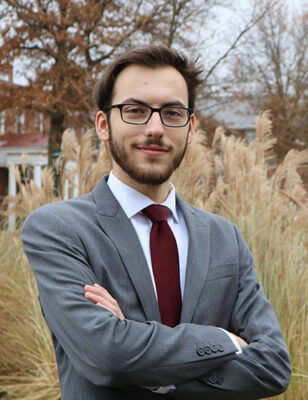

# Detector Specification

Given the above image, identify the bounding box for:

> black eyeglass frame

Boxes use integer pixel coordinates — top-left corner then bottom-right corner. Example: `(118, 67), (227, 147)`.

(103, 103), (194, 128)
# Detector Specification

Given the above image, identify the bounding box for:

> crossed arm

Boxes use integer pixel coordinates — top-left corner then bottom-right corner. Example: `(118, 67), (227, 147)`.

(84, 283), (248, 393)
(84, 283), (248, 349)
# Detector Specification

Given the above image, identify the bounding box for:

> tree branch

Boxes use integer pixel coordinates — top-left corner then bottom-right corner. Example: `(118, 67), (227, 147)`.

(204, 1), (273, 83)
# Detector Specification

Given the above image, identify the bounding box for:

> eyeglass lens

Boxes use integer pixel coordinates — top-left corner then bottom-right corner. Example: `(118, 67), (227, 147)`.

(121, 104), (189, 126)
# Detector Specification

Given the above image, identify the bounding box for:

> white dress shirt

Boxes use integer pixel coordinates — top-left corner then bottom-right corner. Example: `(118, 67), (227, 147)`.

(107, 171), (189, 298)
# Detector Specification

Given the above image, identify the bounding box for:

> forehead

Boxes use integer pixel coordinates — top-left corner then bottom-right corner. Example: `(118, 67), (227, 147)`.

(112, 64), (189, 106)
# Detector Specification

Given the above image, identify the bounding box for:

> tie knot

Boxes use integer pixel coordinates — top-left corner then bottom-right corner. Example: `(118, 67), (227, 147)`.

(142, 205), (169, 223)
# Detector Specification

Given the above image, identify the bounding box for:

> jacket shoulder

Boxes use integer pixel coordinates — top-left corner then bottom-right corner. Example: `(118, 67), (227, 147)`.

(22, 192), (95, 232)
(178, 199), (235, 229)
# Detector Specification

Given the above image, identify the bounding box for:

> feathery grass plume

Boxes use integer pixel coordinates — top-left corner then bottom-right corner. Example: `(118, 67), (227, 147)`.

(253, 110), (277, 163)
(56, 128), (112, 197)
(172, 129), (215, 208)
(76, 129), (112, 195)
(84, 137), (113, 194)
(273, 148), (308, 206)
(0, 233), (60, 399)
(57, 128), (79, 199)
(76, 128), (96, 195)
(0, 116), (307, 399)
(0, 164), (57, 228)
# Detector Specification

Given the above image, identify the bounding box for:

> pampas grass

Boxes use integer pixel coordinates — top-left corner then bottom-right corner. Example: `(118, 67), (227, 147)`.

(0, 111), (307, 399)
(0, 233), (60, 400)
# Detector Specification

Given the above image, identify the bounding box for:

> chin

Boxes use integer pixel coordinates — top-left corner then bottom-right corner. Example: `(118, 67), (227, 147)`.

(129, 167), (173, 186)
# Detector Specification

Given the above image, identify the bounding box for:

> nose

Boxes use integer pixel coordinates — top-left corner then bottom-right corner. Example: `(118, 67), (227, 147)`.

(144, 110), (164, 137)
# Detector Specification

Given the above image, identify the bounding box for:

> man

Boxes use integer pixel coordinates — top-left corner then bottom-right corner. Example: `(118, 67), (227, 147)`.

(21, 46), (291, 400)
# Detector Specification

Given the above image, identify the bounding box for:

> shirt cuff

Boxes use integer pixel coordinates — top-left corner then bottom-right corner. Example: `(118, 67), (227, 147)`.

(151, 385), (176, 394)
(219, 328), (242, 354)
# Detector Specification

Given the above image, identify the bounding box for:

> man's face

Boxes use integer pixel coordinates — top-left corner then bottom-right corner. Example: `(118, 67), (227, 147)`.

(96, 64), (195, 186)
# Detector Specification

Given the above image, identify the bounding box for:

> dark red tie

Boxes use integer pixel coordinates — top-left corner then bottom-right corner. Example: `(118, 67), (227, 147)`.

(143, 205), (181, 327)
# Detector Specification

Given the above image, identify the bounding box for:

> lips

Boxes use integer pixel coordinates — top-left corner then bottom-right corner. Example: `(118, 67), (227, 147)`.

(135, 143), (170, 156)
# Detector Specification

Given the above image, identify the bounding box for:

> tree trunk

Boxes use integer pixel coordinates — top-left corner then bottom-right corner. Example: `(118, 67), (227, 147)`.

(48, 111), (65, 166)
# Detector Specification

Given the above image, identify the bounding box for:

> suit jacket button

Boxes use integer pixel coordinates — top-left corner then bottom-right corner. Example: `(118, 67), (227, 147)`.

(208, 376), (216, 384)
(216, 376), (224, 385)
(218, 344), (225, 352)
(211, 344), (218, 353)
(204, 345), (211, 354)
(196, 346), (205, 356)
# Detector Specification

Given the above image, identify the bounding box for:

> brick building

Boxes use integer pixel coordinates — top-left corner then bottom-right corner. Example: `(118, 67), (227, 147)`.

(0, 68), (49, 205)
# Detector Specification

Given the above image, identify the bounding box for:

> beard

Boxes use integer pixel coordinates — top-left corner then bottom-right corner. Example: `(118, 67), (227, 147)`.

(108, 125), (189, 185)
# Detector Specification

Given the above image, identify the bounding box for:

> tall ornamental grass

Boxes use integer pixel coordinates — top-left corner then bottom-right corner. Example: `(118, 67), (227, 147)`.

(0, 111), (307, 399)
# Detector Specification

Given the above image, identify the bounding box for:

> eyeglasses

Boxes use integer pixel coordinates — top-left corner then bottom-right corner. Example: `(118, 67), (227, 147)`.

(104, 103), (193, 127)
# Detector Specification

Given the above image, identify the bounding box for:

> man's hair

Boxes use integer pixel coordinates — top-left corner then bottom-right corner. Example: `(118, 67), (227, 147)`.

(94, 45), (203, 111)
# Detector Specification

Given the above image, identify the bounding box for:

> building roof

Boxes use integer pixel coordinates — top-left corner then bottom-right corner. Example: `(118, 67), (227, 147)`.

(0, 133), (48, 148)
(203, 99), (257, 131)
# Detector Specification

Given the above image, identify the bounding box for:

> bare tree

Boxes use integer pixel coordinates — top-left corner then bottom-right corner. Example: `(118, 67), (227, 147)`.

(231, 1), (308, 159)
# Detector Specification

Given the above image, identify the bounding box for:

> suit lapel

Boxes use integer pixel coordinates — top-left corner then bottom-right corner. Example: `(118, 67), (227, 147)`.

(92, 178), (161, 322)
(92, 178), (211, 325)
(177, 198), (211, 324)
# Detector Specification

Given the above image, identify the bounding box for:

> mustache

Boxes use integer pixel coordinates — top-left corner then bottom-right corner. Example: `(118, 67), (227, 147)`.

(134, 138), (172, 150)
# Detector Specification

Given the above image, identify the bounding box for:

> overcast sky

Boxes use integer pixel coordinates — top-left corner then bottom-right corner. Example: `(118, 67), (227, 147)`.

(196, 0), (307, 68)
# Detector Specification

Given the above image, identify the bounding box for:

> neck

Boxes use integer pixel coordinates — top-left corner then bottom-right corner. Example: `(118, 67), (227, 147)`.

(112, 170), (171, 203)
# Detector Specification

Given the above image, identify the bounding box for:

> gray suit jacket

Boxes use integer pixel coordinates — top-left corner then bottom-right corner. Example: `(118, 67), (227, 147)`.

(21, 176), (291, 400)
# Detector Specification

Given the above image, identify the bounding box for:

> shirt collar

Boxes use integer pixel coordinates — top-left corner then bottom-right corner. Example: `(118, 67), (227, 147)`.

(107, 171), (178, 222)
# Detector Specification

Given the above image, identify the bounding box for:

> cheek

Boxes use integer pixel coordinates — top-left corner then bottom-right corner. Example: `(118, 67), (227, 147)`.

(172, 131), (190, 147)
(115, 125), (143, 143)
(111, 116), (131, 135)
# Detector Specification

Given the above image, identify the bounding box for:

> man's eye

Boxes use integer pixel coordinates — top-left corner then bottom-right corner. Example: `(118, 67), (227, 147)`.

(163, 108), (184, 118)
(124, 106), (146, 114)
(167, 110), (180, 116)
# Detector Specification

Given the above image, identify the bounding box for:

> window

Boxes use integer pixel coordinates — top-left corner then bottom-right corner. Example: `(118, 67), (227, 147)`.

(0, 72), (9, 82)
(0, 111), (5, 135)
(16, 113), (25, 133)
(34, 112), (44, 133)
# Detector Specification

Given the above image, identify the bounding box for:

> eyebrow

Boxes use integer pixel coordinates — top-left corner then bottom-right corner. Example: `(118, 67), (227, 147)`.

(120, 97), (187, 108)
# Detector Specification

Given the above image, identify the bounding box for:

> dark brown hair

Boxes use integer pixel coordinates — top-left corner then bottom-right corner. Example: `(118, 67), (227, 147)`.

(94, 45), (203, 111)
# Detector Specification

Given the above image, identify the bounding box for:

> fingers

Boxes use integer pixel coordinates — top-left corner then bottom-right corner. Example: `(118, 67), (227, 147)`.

(142, 386), (160, 390)
(85, 283), (108, 300)
(229, 332), (248, 348)
(84, 284), (113, 306)
(84, 283), (125, 320)
(237, 336), (248, 348)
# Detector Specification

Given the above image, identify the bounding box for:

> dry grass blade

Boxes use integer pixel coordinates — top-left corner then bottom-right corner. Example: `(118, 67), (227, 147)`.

(0, 234), (60, 399)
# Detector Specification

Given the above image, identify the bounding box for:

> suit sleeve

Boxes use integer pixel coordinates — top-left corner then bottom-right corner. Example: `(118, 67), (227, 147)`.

(166, 225), (291, 399)
(21, 206), (238, 389)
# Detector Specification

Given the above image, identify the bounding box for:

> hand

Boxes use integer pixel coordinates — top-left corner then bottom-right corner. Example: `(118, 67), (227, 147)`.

(229, 332), (248, 348)
(84, 283), (125, 320)
(85, 284), (159, 390)
(142, 386), (160, 390)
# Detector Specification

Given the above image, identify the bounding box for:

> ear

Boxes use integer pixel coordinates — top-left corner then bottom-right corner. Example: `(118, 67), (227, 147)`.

(187, 113), (195, 145)
(95, 111), (109, 142)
